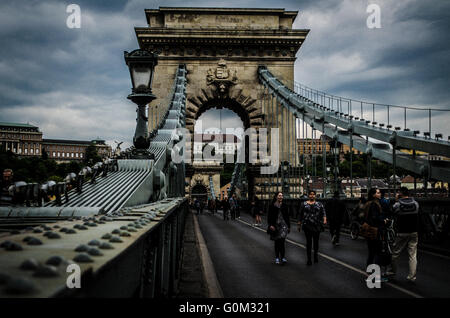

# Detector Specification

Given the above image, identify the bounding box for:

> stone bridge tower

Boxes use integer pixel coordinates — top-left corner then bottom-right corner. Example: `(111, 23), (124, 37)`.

(135, 7), (309, 199)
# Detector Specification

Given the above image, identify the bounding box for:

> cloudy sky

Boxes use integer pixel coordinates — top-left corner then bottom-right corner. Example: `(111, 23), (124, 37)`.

(0, 0), (449, 149)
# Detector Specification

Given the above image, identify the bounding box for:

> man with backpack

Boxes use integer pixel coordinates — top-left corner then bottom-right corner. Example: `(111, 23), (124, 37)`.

(389, 187), (420, 282)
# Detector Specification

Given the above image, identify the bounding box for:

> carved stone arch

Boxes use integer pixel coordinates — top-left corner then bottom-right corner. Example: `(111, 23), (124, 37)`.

(185, 86), (263, 134)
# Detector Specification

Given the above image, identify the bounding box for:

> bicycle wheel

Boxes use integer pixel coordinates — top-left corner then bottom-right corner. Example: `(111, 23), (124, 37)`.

(350, 223), (359, 240)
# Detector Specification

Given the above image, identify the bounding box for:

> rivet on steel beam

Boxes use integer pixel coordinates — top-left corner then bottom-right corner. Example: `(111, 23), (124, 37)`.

(5, 277), (36, 294)
(53, 225), (60, 229)
(33, 265), (59, 278)
(111, 229), (120, 234)
(87, 248), (103, 256)
(75, 244), (89, 252)
(48, 232), (61, 239)
(99, 242), (114, 250)
(33, 228), (43, 234)
(73, 253), (94, 263)
(88, 240), (101, 246)
(109, 236), (123, 243)
(101, 233), (112, 240)
(66, 229), (77, 234)
(120, 226), (128, 231)
(120, 231), (131, 237)
(20, 259), (39, 271)
(60, 228), (68, 233)
(27, 238), (43, 246)
(4, 241), (23, 251)
(46, 256), (66, 266)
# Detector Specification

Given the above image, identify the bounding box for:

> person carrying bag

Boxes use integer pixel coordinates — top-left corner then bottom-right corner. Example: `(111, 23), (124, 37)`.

(297, 190), (327, 265)
(267, 192), (290, 265)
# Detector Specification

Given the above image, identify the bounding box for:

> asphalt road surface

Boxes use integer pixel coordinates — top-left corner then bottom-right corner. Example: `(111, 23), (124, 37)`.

(196, 209), (450, 298)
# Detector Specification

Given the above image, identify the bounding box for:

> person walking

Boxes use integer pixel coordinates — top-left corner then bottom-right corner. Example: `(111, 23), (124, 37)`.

(229, 193), (238, 220)
(389, 187), (420, 282)
(267, 192), (290, 265)
(251, 195), (263, 226)
(194, 198), (201, 215)
(363, 188), (390, 279)
(214, 198), (219, 215)
(297, 190), (327, 265)
(326, 191), (346, 246)
(210, 198), (216, 215)
(222, 196), (230, 221)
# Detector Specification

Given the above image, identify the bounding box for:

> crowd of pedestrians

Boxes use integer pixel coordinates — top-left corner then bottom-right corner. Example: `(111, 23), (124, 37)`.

(192, 185), (420, 283)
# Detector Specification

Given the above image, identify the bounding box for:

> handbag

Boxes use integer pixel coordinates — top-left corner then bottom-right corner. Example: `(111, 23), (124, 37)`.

(359, 222), (378, 240)
(360, 201), (379, 240)
(267, 225), (277, 235)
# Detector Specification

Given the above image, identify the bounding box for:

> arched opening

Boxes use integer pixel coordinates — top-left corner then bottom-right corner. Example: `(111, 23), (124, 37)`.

(191, 184), (208, 203)
(192, 98), (255, 200)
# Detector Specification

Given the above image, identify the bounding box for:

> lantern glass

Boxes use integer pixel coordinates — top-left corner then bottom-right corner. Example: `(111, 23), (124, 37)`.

(131, 66), (152, 92)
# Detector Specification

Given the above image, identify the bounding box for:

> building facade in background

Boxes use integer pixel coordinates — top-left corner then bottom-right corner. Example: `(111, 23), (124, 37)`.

(42, 138), (111, 162)
(1, 122), (111, 162)
(0, 122), (43, 156)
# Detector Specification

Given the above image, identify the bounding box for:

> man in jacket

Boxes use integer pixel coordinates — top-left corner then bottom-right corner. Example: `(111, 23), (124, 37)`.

(389, 187), (419, 282)
(222, 196), (230, 221)
(325, 191), (346, 245)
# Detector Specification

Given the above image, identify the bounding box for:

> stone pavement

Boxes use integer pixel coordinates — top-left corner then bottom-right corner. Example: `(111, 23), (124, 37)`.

(175, 209), (208, 298)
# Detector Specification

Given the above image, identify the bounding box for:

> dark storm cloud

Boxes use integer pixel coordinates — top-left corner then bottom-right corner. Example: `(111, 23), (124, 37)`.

(0, 0), (449, 144)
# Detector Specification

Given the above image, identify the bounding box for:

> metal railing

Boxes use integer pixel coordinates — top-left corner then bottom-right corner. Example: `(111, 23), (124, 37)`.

(259, 66), (450, 184)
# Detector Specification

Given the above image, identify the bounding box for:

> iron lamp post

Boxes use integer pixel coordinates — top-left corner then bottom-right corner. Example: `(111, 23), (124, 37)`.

(124, 49), (158, 159)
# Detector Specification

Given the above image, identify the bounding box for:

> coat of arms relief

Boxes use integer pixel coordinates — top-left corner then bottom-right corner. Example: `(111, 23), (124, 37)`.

(206, 59), (238, 97)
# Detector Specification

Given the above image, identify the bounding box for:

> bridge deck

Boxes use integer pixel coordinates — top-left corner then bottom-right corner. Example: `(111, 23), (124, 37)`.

(197, 209), (450, 297)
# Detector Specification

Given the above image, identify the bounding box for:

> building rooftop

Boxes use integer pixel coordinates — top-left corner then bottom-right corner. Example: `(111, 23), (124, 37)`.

(0, 122), (39, 129)
(42, 139), (92, 146)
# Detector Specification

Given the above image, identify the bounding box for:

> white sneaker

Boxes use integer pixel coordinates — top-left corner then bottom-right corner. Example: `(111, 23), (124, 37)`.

(406, 276), (416, 282)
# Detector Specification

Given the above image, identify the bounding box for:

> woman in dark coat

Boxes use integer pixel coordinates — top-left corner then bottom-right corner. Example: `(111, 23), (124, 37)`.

(297, 190), (327, 265)
(267, 192), (290, 264)
(364, 188), (387, 267)
(251, 195), (263, 227)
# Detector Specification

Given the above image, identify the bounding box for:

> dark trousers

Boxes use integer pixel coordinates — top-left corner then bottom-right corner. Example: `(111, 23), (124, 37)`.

(366, 239), (382, 267)
(230, 208), (236, 220)
(329, 222), (341, 242)
(304, 228), (320, 261)
(223, 209), (229, 220)
(274, 238), (286, 259)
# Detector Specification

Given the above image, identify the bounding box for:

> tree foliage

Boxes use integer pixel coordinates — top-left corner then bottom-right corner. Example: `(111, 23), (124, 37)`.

(0, 150), (82, 183)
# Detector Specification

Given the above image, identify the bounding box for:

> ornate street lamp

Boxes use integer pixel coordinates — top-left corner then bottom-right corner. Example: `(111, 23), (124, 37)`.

(124, 49), (158, 158)
(329, 139), (344, 198)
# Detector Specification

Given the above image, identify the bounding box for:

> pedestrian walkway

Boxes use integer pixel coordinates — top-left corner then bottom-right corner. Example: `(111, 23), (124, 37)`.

(176, 210), (208, 298)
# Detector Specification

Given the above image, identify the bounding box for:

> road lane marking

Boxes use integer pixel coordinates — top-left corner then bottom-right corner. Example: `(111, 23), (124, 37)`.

(236, 217), (424, 298)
